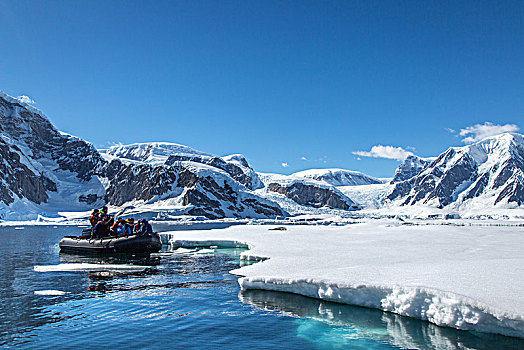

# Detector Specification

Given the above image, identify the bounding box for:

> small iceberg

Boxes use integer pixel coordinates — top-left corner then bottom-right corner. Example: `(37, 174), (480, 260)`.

(34, 263), (149, 272)
(34, 290), (69, 296)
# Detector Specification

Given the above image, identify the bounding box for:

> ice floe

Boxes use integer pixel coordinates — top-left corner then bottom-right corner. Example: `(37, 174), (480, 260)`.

(160, 222), (524, 338)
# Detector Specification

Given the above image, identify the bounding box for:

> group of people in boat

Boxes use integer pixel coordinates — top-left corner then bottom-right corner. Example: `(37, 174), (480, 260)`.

(84, 206), (154, 239)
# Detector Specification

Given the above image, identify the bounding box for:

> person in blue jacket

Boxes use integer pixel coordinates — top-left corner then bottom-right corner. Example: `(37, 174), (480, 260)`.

(137, 219), (153, 234)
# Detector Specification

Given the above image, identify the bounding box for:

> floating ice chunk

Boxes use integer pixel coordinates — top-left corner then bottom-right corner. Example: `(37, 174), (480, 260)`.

(34, 290), (69, 296)
(193, 249), (215, 255)
(34, 263), (148, 272)
(172, 248), (197, 254)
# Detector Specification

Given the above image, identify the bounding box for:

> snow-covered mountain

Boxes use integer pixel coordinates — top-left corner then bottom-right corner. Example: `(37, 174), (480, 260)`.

(0, 92), (107, 219)
(387, 133), (524, 209)
(102, 142), (263, 190)
(390, 155), (432, 183)
(0, 92), (282, 220)
(292, 168), (386, 186)
(2, 90), (522, 221)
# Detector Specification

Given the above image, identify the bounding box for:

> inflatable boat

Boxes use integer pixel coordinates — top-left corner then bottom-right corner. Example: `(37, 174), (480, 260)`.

(59, 233), (162, 254)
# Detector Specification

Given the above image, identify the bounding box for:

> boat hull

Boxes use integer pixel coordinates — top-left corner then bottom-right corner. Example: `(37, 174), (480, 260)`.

(59, 233), (162, 254)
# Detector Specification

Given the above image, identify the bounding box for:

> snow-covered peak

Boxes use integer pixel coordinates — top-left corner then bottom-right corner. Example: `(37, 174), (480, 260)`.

(292, 168), (385, 186)
(391, 155), (432, 183)
(0, 91), (47, 120)
(457, 132), (524, 165)
(102, 142), (212, 165)
(221, 154), (250, 168)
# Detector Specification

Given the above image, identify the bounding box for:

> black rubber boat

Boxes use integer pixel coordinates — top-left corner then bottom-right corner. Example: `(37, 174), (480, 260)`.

(59, 233), (162, 254)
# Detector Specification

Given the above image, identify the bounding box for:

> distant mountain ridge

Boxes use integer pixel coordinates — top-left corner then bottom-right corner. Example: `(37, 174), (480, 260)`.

(292, 168), (385, 186)
(388, 133), (524, 209)
(1, 90), (523, 220)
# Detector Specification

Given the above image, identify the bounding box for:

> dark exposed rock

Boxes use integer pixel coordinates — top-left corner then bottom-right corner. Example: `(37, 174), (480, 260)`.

(166, 154), (259, 190)
(78, 193), (102, 205)
(104, 162), (180, 206)
(179, 173), (284, 219)
(0, 95), (105, 182)
(177, 169), (198, 188)
(463, 172), (490, 200)
(389, 149), (477, 207)
(268, 182), (358, 210)
(0, 139), (56, 205)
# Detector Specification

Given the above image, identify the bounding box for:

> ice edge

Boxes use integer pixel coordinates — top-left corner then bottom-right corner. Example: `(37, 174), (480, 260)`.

(164, 234), (524, 339)
(238, 277), (524, 339)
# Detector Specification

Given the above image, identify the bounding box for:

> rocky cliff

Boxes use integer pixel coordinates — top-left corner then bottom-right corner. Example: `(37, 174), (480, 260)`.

(267, 181), (360, 210)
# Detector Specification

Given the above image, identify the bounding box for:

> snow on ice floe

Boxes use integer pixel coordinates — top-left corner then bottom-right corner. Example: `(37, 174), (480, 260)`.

(34, 263), (148, 272)
(160, 223), (524, 338)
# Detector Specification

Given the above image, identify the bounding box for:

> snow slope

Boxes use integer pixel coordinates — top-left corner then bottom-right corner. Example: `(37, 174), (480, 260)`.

(162, 223), (524, 338)
(101, 142), (211, 166)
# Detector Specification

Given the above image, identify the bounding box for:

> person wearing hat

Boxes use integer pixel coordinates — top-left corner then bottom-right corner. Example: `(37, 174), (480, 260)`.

(124, 218), (134, 236)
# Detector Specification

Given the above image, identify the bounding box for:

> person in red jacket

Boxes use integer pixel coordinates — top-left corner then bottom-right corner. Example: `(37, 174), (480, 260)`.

(89, 209), (100, 227)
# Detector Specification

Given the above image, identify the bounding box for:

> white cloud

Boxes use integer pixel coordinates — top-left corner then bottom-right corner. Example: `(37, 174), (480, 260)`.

(17, 95), (34, 104)
(459, 122), (520, 144)
(281, 162), (289, 167)
(301, 156), (307, 161)
(445, 127), (456, 134)
(352, 145), (413, 161)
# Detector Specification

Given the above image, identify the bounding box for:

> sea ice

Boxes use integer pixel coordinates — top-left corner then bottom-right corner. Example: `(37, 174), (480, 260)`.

(160, 222), (524, 338)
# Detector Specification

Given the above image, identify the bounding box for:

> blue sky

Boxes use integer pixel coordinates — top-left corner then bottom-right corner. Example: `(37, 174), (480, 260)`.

(1, 1), (522, 177)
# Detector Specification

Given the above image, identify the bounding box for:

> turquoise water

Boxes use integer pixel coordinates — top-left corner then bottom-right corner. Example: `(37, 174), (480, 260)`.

(1, 225), (522, 349)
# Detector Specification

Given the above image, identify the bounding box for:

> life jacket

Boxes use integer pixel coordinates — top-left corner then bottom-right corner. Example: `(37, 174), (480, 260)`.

(111, 222), (122, 232)
(89, 213), (99, 227)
